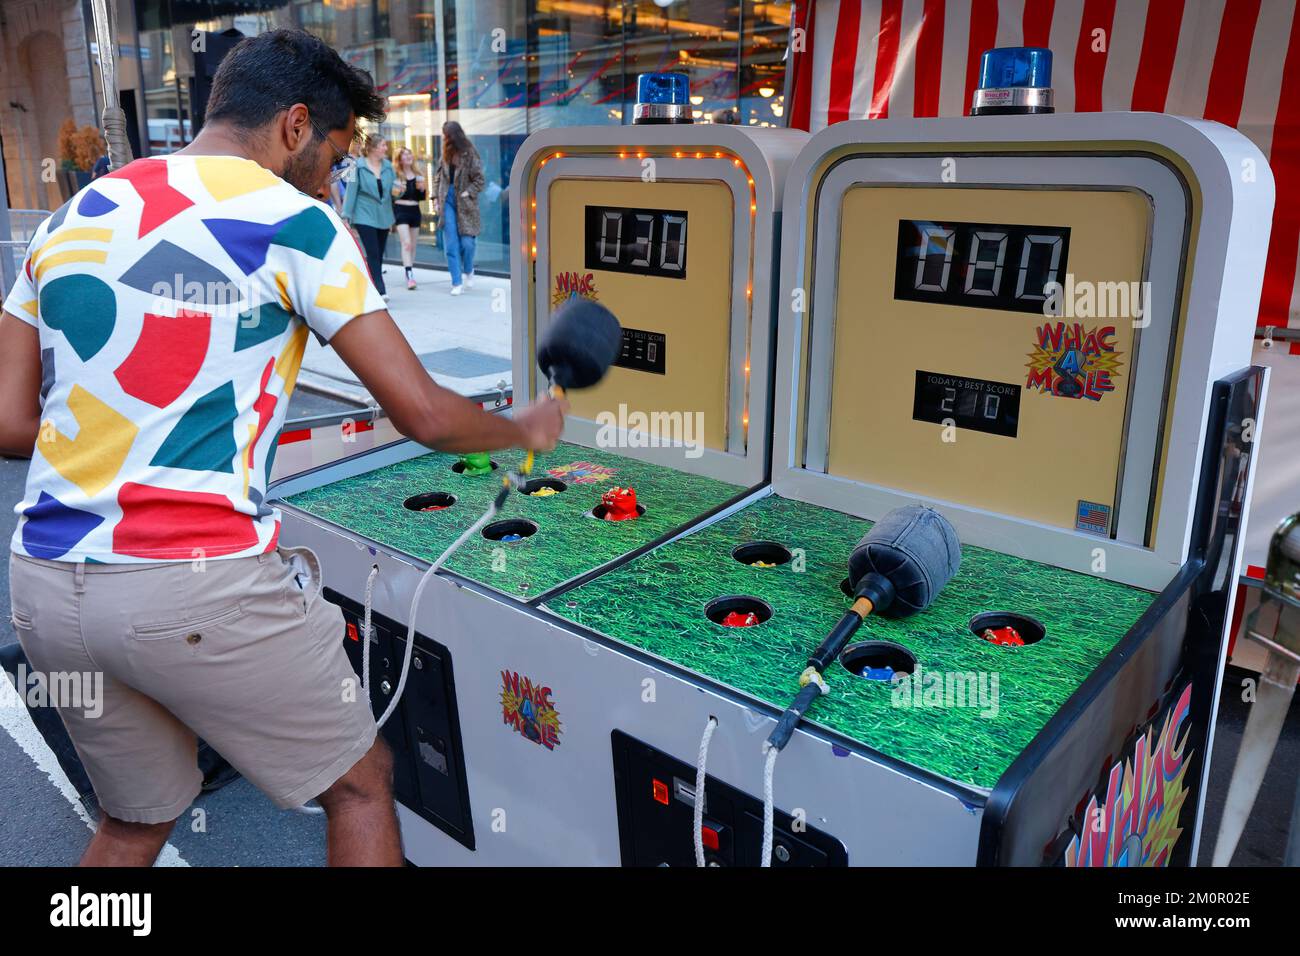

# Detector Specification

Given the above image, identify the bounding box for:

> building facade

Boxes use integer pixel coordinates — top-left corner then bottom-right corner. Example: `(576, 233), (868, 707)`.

(0, 0), (101, 212)
(2, 0), (789, 274)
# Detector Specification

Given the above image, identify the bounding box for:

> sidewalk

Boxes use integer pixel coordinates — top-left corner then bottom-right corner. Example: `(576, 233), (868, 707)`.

(298, 264), (512, 405)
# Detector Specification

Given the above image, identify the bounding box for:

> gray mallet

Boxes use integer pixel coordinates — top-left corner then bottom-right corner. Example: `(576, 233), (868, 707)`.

(766, 505), (962, 751)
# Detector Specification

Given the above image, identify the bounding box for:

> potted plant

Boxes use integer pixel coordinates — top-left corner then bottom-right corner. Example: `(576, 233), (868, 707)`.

(57, 120), (106, 199)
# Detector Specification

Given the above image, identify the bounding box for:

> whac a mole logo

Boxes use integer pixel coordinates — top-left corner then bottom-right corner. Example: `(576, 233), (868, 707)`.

(552, 271), (598, 309)
(1065, 683), (1193, 867)
(500, 670), (562, 750)
(1025, 322), (1124, 401)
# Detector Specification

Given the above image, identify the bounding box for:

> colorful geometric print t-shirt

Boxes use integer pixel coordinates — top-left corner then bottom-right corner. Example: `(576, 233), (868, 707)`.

(2, 154), (386, 563)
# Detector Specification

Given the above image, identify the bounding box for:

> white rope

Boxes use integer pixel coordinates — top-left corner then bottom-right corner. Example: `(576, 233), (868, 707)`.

(361, 563), (379, 701)
(693, 716), (718, 867)
(288, 470), (516, 817)
(760, 742), (780, 868)
(291, 564), (378, 817)
(377, 490), (506, 731)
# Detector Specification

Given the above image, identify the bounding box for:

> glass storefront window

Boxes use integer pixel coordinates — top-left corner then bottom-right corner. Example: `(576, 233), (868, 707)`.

(130, 0), (788, 275)
(740, 3), (790, 128)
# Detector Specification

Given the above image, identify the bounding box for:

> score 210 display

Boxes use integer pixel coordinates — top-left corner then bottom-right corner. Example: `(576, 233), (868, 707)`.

(585, 205), (689, 279)
(894, 219), (1070, 314)
(912, 371), (1021, 438)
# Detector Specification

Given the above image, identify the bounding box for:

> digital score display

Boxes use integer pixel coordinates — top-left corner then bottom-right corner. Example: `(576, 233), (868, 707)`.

(912, 370), (1021, 438)
(584, 205), (688, 279)
(613, 326), (667, 375)
(894, 219), (1070, 314)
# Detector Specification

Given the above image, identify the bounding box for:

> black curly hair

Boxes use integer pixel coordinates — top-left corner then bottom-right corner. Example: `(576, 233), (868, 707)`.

(205, 28), (386, 139)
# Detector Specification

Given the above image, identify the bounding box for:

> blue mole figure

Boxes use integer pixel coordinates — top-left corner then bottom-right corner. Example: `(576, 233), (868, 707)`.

(519, 697), (542, 743)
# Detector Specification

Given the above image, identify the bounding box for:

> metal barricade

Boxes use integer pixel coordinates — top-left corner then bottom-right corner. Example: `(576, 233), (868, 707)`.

(1, 240), (26, 293)
(7, 209), (51, 243)
(1, 210), (49, 295)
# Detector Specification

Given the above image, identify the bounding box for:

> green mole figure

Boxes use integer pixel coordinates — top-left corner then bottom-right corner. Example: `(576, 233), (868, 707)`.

(460, 452), (493, 476)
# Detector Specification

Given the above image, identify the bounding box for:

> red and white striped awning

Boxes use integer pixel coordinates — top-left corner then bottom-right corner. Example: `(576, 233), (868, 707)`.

(787, 0), (1300, 333)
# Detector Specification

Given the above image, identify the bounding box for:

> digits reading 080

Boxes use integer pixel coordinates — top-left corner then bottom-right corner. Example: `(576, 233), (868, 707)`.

(894, 218), (1070, 315)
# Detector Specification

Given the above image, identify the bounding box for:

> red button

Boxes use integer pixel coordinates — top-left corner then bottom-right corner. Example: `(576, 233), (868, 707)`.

(701, 826), (719, 851)
(652, 779), (669, 805)
(346, 622), (360, 642)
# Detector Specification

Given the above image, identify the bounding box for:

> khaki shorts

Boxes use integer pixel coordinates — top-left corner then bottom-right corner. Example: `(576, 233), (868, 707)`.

(8, 546), (377, 824)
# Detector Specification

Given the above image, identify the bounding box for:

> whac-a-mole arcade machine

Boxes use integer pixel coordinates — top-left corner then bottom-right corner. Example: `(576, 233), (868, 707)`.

(269, 73), (807, 862)
(541, 49), (1274, 866)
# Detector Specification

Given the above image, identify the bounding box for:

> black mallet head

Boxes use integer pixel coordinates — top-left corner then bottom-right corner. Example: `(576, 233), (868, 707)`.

(847, 505), (962, 617)
(768, 506), (960, 753)
(537, 298), (623, 391)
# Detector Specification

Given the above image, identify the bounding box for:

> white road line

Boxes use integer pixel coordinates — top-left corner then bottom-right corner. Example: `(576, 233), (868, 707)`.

(0, 697), (190, 867)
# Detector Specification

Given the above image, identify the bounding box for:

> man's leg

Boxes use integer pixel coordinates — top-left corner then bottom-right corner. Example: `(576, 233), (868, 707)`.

(9, 555), (203, 866)
(316, 738), (402, 867)
(91, 550), (393, 866)
(81, 815), (177, 867)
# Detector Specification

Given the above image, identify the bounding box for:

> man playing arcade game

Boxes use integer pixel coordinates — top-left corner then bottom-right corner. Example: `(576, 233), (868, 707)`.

(0, 29), (566, 866)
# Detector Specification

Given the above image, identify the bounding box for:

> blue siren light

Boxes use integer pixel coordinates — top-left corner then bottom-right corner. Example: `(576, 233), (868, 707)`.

(970, 47), (1055, 116)
(633, 72), (693, 125)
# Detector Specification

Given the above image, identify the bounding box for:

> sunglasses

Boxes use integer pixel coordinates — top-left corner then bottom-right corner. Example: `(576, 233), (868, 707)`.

(318, 125), (358, 185)
(301, 116), (357, 185)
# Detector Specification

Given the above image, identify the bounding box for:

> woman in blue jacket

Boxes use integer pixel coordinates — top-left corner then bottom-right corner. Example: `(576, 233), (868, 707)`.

(342, 133), (396, 296)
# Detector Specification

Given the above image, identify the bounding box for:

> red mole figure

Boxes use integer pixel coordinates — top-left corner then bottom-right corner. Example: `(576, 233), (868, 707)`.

(600, 486), (639, 521)
(981, 626), (1025, 647)
(722, 611), (761, 628)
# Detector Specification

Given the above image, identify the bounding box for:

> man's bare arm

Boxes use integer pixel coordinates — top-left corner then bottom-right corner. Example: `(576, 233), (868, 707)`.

(329, 309), (565, 453)
(0, 312), (42, 458)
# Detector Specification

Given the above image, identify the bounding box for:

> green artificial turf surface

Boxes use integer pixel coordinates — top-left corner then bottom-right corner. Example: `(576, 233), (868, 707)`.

(545, 494), (1157, 790)
(284, 442), (745, 600)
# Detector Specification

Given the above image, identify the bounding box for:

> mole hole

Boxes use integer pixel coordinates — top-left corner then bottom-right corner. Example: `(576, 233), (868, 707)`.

(482, 519), (538, 542)
(451, 459), (499, 475)
(969, 612), (1046, 647)
(519, 478), (567, 496)
(840, 641), (916, 681)
(404, 492), (457, 512)
(592, 503), (647, 520)
(704, 595), (772, 627)
(732, 542), (792, 568)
